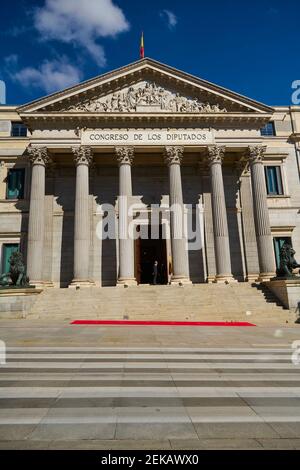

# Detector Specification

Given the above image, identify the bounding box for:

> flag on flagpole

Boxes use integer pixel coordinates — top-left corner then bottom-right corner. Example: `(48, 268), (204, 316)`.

(140, 32), (144, 59)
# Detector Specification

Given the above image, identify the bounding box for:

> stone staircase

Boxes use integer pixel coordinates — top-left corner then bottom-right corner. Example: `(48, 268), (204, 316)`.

(21, 283), (297, 326)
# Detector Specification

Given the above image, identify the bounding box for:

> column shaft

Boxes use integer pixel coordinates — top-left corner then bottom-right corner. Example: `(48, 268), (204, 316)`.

(70, 146), (93, 287)
(238, 163), (260, 280)
(27, 164), (45, 282)
(248, 146), (276, 280)
(164, 146), (190, 284)
(116, 147), (136, 286)
(207, 146), (234, 282)
(26, 146), (50, 285)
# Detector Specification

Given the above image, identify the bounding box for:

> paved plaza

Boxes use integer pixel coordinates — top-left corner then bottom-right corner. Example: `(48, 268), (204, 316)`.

(0, 320), (300, 449)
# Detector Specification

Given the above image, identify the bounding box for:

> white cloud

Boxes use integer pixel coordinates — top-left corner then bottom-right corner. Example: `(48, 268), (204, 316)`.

(11, 57), (82, 94)
(4, 54), (19, 68)
(34, 0), (130, 66)
(160, 9), (177, 29)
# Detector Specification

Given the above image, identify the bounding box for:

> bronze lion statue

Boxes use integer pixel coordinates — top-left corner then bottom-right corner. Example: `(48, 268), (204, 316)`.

(0, 251), (30, 287)
(277, 242), (300, 278)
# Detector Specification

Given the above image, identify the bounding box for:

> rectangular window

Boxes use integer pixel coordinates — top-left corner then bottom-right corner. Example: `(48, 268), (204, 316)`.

(6, 168), (25, 200)
(273, 237), (291, 270)
(264, 166), (283, 195)
(1, 244), (19, 274)
(11, 122), (27, 137)
(260, 122), (275, 136)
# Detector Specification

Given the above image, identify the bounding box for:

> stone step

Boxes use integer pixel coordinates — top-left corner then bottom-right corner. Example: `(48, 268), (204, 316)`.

(19, 283), (290, 324)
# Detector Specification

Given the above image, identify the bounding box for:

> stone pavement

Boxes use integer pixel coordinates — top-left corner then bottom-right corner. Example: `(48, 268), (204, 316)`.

(1, 320), (300, 449)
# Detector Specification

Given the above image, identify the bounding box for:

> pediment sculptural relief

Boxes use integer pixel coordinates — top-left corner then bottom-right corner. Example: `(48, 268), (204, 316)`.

(66, 82), (227, 113)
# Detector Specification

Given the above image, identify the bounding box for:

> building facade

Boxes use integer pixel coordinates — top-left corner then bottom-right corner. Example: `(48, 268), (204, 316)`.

(0, 58), (300, 288)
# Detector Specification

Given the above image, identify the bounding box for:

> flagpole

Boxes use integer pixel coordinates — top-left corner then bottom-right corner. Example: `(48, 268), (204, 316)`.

(140, 31), (144, 59)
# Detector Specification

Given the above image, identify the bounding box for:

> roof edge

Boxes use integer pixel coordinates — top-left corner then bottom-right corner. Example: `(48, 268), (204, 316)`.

(17, 57), (274, 114)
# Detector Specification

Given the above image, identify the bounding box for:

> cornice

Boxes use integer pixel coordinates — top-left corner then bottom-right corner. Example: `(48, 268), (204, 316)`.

(19, 112), (273, 129)
(289, 132), (300, 142)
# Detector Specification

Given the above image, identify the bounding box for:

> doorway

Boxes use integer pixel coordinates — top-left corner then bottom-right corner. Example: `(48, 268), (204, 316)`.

(135, 225), (168, 285)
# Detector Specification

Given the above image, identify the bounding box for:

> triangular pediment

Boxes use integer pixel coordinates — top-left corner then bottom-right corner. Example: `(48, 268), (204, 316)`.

(17, 58), (273, 115)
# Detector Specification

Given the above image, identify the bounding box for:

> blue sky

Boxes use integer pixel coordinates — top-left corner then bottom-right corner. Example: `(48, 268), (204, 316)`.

(0, 0), (299, 106)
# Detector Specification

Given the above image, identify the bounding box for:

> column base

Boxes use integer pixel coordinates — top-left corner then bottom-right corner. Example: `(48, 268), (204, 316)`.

(117, 278), (137, 288)
(245, 274), (260, 282)
(257, 272), (276, 282)
(213, 274), (237, 284)
(29, 281), (47, 289)
(42, 281), (55, 288)
(170, 276), (192, 286)
(69, 279), (96, 289)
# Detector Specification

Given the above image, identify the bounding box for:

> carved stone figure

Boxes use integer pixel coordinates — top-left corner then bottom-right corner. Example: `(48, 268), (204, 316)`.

(277, 242), (300, 278)
(0, 252), (30, 288)
(126, 87), (136, 109)
(109, 93), (117, 111)
(66, 81), (227, 113)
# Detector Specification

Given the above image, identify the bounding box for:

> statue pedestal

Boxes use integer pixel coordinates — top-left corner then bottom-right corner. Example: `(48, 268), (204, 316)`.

(0, 287), (43, 318)
(265, 278), (300, 311)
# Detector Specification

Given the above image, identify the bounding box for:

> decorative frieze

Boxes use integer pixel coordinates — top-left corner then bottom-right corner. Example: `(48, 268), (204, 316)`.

(115, 146), (134, 165)
(72, 146), (93, 166)
(64, 82), (227, 114)
(164, 146), (184, 165)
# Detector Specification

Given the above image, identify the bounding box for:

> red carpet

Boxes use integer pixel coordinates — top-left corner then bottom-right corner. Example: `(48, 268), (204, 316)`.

(71, 320), (256, 326)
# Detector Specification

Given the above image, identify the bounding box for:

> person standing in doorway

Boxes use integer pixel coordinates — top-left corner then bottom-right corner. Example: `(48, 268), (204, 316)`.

(152, 260), (158, 285)
(168, 255), (173, 285)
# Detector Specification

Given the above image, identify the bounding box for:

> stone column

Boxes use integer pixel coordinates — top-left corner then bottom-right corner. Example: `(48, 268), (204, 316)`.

(248, 145), (276, 281)
(26, 146), (52, 286)
(164, 146), (190, 284)
(115, 147), (137, 286)
(70, 146), (94, 287)
(207, 146), (234, 282)
(237, 160), (260, 281)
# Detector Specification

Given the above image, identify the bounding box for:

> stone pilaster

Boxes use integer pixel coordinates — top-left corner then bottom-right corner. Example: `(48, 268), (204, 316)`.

(69, 146), (94, 287)
(115, 146), (137, 286)
(248, 145), (276, 281)
(207, 146), (234, 282)
(164, 146), (190, 284)
(26, 146), (52, 286)
(0, 161), (7, 199)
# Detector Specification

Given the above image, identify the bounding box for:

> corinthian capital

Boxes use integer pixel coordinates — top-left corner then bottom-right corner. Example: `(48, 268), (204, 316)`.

(115, 146), (134, 165)
(72, 146), (93, 166)
(26, 146), (52, 166)
(164, 146), (184, 165)
(206, 146), (226, 165)
(248, 145), (267, 165)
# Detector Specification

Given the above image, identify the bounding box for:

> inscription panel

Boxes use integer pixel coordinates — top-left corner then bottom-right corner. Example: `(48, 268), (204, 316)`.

(82, 129), (214, 146)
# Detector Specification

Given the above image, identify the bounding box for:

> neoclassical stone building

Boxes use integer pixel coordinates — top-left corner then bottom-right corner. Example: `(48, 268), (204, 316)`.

(0, 58), (300, 288)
